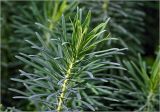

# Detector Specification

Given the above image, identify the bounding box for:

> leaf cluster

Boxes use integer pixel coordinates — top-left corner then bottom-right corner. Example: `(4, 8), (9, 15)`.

(10, 8), (126, 111)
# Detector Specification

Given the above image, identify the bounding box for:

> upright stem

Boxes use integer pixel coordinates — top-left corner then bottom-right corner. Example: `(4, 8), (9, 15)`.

(56, 58), (75, 111)
(56, 15), (83, 111)
(102, 0), (109, 16)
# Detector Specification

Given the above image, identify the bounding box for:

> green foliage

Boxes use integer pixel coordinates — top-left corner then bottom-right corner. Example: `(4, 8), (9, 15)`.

(10, 9), (126, 111)
(1, 2), (25, 109)
(106, 48), (160, 111)
(11, 0), (78, 53)
(80, 1), (146, 56)
(1, 1), (78, 110)
(1, 0), (159, 111)
(0, 104), (20, 112)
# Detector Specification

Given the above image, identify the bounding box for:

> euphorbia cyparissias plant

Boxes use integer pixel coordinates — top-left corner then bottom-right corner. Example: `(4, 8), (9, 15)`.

(11, 8), (125, 111)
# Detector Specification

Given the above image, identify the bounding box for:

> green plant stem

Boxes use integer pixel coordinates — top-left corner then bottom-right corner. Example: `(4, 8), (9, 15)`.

(102, 0), (109, 10)
(145, 92), (154, 111)
(45, 0), (67, 45)
(57, 58), (75, 111)
(56, 24), (83, 111)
